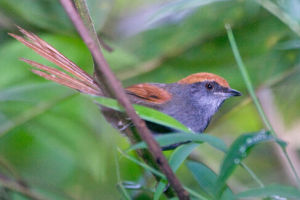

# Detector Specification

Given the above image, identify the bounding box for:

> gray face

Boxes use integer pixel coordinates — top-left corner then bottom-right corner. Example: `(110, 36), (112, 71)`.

(190, 81), (241, 115)
(162, 81), (241, 133)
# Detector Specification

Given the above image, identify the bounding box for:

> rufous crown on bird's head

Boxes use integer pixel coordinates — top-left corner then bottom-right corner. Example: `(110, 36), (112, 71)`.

(178, 72), (230, 88)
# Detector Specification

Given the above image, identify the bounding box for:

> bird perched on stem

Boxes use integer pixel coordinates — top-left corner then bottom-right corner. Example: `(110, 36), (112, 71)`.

(9, 27), (241, 144)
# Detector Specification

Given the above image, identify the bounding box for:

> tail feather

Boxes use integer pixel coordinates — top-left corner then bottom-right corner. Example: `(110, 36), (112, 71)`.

(9, 26), (102, 96)
(22, 58), (101, 95)
(13, 26), (93, 84)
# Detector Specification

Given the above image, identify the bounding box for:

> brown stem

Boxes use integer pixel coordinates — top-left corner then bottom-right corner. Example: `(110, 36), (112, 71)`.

(59, 0), (189, 199)
(72, 0), (175, 197)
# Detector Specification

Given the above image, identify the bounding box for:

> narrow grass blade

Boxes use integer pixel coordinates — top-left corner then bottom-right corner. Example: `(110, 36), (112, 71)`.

(114, 150), (132, 200)
(153, 180), (168, 200)
(236, 184), (300, 199)
(225, 24), (273, 132)
(128, 133), (227, 153)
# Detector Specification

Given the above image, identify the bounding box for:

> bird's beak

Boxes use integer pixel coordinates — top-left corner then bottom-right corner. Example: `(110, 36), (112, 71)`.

(227, 88), (242, 97)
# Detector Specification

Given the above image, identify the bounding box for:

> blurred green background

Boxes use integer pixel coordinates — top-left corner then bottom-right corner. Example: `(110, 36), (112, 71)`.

(0, 0), (300, 199)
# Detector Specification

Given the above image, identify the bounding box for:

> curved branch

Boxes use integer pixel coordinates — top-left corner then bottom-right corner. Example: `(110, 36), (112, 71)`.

(59, 0), (189, 199)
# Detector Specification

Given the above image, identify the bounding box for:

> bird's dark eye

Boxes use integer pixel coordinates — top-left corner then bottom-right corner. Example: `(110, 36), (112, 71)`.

(205, 83), (213, 90)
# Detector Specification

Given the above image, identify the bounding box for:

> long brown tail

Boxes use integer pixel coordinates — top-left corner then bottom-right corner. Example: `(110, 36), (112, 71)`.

(9, 26), (102, 96)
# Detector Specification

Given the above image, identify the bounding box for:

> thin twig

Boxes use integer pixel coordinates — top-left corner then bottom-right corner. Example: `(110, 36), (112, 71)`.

(73, 0), (175, 198)
(59, 0), (189, 199)
(240, 162), (264, 188)
(257, 87), (300, 186)
(0, 173), (48, 200)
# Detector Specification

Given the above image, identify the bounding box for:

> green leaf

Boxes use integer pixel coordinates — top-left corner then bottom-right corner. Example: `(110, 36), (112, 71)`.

(118, 149), (207, 200)
(169, 143), (199, 171)
(186, 161), (235, 200)
(129, 133), (227, 153)
(236, 184), (300, 199)
(91, 96), (191, 133)
(187, 161), (216, 197)
(216, 130), (285, 195)
(154, 143), (199, 200)
(153, 180), (168, 200)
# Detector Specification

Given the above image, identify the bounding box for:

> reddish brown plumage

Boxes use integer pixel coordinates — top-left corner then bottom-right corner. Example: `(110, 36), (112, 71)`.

(9, 26), (102, 96)
(126, 84), (172, 104)
(178, 72), (230, 88)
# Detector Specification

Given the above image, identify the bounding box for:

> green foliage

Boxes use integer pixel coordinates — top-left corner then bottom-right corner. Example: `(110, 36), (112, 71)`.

(216, 131), (285, 195)
(1, 0), (300, 199)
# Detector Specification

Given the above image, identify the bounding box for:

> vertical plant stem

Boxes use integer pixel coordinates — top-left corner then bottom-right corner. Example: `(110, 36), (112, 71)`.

(114, 150), (132, 200)
(225, 24), (274, 133)
(225, 24), (300, 188)
(240, 162), (264, 188)
(74, 0), (101, 50)
(74, 0), (112, 52)
(60, 0), (189, 199)
(283, 149), (300, 188)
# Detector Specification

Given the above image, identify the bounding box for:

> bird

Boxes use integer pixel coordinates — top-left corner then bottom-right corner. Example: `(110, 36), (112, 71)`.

(9, 27), (241, 148)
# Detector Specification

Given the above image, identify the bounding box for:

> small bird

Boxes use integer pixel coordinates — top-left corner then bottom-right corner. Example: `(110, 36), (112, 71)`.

(9, 27), (241, 143)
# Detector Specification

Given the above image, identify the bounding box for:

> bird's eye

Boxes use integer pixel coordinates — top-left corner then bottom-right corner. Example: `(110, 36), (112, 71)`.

(205, 83), (213, 90)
